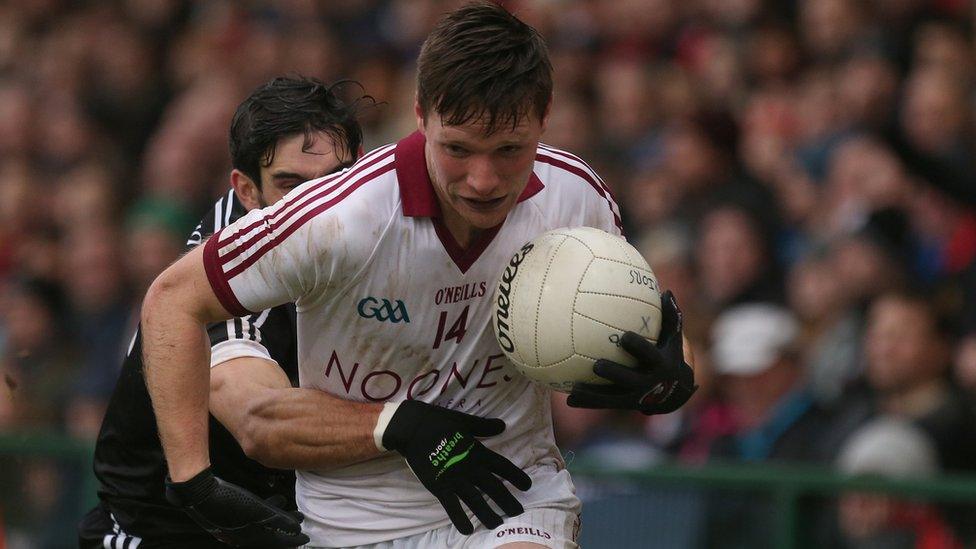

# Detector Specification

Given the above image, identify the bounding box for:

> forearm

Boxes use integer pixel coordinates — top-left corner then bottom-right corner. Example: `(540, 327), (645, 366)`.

(240, 387), (383, 470)
(142, 285), (212, 481)
(141, 244), (232, 482)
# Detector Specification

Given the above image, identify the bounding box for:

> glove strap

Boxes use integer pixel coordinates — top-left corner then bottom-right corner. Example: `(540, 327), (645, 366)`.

(165, 467), (217, 507)
(373, 401), (402, 451)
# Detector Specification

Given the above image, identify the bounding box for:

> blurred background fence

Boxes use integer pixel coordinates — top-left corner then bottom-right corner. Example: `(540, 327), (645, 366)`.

(5, 433), (976, 548)
(573, 460), (976, 548)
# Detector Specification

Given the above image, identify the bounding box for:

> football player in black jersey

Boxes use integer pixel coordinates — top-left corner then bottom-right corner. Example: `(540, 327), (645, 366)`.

(78, 76), (368, 548)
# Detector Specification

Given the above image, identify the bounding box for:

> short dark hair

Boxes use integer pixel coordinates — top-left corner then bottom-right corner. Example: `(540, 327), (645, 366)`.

(416, 1), (553, 135)
(229, 76), (369, 188)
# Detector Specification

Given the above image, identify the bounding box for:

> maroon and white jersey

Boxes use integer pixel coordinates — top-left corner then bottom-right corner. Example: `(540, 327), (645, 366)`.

(203, 131), (622, 546)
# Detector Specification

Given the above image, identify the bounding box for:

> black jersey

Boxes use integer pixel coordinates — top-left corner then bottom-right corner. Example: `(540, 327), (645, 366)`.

(88, 190), (299, 543)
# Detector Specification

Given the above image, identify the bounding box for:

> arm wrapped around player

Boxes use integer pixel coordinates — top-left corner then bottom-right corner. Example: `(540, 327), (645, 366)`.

(568, 290), (698, 415)
(376, 400), (532, 535)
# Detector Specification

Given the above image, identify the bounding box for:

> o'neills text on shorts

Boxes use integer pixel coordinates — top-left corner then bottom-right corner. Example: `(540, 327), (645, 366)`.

(496, 527), (552, 540)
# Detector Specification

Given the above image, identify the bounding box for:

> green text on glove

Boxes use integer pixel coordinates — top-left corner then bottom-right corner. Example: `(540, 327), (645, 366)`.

(430, 432), (474, 479)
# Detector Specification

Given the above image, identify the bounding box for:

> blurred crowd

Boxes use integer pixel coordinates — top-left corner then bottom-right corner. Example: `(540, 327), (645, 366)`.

(1, 0), (975, 546)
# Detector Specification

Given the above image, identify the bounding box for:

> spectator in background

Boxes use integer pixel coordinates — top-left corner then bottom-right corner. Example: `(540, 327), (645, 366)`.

(900, 67), (971, 165)
(50, 162), (120, 231)
(907, 181), (976, 285)
(140, 75), (243, 205)
(0, 80), (35, 160)
(703, 303), (837, 548)
(61, 225), (132, 438)
(593, 58), (656, 157)
(860, 292), (976, 473)
(0, 279), (80, 544)
(708, 303), (830, 462)
(835, 51), (899, 134)
(952, 332), (976, 394)
(912, 20), (973, 82)
(798, 0), (868, 64)
(818, 137), (913, 241)
(788, 252), (863, 407)
(550, 398), (664, 472)
(123, 197), (195, 297)
(695, 203), (782, 315)
(836, 418), (962, 549)
(0, 160), (41, 279)
(0, 279), (75, 429)
(827, 208), (912, 311)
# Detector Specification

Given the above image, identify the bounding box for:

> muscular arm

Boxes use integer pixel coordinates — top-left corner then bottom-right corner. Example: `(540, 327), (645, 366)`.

(142, 244), (229, 481)
(210, 357), (382, 470)
(142, 243), (382, 482)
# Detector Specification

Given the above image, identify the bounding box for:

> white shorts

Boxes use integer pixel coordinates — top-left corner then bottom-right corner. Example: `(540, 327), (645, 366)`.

(308, 469), (581, 549)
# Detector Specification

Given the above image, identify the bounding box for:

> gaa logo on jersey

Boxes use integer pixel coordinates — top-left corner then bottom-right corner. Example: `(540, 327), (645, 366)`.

(357, 296), (411, 324)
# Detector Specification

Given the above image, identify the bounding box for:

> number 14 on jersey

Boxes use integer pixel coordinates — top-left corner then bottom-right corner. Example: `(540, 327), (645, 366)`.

(432, 305), (470, 349)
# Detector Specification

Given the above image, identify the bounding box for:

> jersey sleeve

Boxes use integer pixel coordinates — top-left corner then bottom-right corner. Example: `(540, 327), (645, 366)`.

(184, 190), (286, 367)
(573, 160), (623, 238)
(207, 312), (277, 368)
(535, 144), (625, 239)
(203, 182), (340, 316)
(584, 186), (624, 239)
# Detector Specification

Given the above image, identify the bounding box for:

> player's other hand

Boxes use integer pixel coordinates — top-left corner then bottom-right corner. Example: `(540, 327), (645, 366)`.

(165, 467), (309, 547)
(380, 400), (532, 535)
(568, 290), (698, 415)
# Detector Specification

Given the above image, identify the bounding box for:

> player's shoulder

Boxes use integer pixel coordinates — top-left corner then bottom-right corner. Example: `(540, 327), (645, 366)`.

(528, 143), (624, 234)
(533, 143), (615, 203)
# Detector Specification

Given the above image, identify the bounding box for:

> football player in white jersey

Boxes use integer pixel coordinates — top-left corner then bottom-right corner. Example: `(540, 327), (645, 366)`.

(140, 2), (697, 548)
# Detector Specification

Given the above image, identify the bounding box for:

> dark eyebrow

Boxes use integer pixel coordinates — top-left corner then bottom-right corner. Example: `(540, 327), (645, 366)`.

(271, 161), (354, 185)
(270, 171), (309, 182)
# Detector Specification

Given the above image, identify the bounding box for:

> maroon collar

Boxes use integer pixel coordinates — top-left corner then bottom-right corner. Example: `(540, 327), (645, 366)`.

(395, 130), (544, 218)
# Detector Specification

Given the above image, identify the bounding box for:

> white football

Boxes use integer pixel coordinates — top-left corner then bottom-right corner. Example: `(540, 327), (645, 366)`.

(492, 227), (662, 392)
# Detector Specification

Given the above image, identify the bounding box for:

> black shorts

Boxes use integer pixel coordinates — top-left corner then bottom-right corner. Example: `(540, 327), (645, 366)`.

(77, 503), (230, 549)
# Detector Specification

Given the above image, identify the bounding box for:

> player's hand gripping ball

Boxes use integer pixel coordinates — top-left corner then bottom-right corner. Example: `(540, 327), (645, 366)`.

(492, 227), (696, 413)
(568, 290), (698, 415)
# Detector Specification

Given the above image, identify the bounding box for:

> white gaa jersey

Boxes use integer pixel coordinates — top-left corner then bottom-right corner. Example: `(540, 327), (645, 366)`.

(202, 131), (623, 546)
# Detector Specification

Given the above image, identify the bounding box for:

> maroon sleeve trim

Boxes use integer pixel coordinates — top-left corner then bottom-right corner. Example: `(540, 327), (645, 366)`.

(203, 231), (253, 317)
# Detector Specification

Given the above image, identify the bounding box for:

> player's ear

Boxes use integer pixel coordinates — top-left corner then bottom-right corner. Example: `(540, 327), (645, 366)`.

(230, 169), (262, 211)
(414, 97), (426, 135)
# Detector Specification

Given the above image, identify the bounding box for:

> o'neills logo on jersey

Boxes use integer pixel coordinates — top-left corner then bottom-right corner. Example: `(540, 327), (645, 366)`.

(435, 281), (487, 305)
(495, 242), (534, 353)
(357, 297), (410, 323)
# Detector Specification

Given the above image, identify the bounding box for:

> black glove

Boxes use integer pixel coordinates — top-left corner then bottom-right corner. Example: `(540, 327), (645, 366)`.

(165, 467), (309, 547)
(567, 290), (697, 415)
(381, 400), (532, 535)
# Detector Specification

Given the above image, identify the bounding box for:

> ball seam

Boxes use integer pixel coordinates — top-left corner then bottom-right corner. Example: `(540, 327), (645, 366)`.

(534, 235), (568, 369)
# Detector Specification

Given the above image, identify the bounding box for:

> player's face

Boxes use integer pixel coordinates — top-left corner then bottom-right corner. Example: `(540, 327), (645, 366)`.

(257, 131), (355, 206)
(418, 106), (548, 239)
